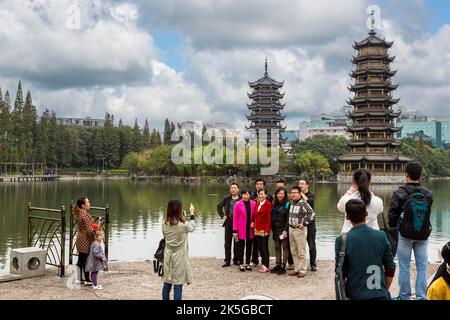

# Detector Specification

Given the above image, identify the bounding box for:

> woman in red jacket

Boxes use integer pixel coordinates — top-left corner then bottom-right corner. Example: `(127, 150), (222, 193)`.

(254, 189), (272, 273)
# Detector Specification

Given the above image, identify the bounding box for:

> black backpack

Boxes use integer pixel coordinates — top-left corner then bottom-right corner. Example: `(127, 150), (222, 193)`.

(399, 186), (432, 241)
(153, 239), (165, 277)
(335, 233), (349, 300)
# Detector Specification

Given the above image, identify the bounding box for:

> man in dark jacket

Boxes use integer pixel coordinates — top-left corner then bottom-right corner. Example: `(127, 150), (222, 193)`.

(388, 162), (433, 300)
(336, 199), (395, 300)
(217, 183), (241, 267)
(250, 178), (273, 266)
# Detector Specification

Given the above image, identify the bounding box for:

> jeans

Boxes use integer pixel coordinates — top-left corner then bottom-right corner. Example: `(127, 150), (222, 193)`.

(162, 282), (183, 300)
(397, 233), (428, 300)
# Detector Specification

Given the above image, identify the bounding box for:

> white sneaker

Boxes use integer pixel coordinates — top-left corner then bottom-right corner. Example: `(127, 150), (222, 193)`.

(249, 262), (257, 267)
(84, 281), (93, 286)
(92, 285), (103, 290)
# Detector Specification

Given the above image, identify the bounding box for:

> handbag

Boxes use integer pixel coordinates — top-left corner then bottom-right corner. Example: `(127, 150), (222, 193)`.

(380, 213), (398, 257)
(335, 233), (348, 300)
(153, 238), (165, 277)
(254, 229), (267, 237)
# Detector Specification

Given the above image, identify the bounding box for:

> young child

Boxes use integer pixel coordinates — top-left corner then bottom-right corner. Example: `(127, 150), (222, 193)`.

(427, 242), (450, 300)
(85, 229), (108, 290)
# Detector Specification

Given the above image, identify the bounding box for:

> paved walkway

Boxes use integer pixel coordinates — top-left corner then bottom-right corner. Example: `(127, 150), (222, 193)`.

(0, 258), (439, 300)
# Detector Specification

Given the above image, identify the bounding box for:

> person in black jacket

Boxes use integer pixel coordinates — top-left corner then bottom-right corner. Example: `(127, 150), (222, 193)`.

(299, 179), (317, 271)
(388, 162), (433, 300)
(250, 178), (273, 266)
(217, 183), (241, 267)
(270, 187), (290, 275)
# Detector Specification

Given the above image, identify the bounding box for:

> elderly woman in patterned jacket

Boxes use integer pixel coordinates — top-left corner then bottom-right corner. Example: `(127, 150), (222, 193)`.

(72, 197), (94, 285)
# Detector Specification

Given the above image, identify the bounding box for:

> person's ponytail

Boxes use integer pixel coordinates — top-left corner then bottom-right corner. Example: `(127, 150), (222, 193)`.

(353, 169), (372, 206)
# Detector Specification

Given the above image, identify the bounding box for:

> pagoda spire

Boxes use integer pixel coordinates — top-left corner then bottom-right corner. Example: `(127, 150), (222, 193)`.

(370, 9), (376, 31)
(264, 57), (268, 77)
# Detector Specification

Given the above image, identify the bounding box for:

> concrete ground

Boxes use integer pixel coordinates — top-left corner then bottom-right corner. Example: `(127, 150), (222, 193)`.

(0, 258), (440, 300)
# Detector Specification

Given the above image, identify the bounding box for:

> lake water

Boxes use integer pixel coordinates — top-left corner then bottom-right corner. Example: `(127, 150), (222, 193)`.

(1, 179), (449, 271)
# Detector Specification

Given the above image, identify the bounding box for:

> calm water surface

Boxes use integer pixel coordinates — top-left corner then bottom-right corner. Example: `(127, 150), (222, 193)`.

(1, 180), (449, 271)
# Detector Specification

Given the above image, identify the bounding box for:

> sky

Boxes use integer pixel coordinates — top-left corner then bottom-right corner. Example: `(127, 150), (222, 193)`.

(0, 0), (449, 131)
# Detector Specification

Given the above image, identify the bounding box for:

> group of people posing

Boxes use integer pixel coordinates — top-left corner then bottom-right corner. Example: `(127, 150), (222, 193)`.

(215, 162), (448, 300)
(217, 178), (316, 277)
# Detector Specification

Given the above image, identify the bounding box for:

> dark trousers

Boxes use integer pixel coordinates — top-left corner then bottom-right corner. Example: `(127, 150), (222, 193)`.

(224, 222), (239, 264)
(274, 238), (290, 265)
(237, 238), (253, 265)
(251, 237), (260, 264)
(256, 236), (270, 268)
(287, 236), (294, 265)
(77, 252), (91, 282)
(307, 221), (317, 267)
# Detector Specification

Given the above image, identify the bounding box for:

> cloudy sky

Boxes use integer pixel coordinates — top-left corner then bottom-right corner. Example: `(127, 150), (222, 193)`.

(0, 0), (449, 130)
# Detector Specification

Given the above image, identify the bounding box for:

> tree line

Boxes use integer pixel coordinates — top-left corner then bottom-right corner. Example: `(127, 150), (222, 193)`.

(0, 82), (178, 173)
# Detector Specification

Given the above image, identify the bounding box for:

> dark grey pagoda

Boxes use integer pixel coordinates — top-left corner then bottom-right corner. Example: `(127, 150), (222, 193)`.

(337, 27), (411, 183)
(246, 58), (286, 145)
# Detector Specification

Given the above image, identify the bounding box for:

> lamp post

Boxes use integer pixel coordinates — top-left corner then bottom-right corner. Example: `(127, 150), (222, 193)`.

(102, 157), (105, 173)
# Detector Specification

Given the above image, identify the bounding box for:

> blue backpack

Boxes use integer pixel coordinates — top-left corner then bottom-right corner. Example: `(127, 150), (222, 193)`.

(399, 186), (432, 240)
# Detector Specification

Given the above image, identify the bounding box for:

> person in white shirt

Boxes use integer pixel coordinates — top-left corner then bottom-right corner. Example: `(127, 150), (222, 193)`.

(337, 169), (383, 233)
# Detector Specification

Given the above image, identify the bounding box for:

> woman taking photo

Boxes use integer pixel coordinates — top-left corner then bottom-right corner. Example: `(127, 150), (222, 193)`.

(337, 169), (383, 232)
(162, 199), (195, 301)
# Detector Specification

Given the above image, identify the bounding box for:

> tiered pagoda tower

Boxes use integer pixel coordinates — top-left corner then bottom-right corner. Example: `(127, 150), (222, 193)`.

(337, 27), (411, 183)
(246, 59), (286, 145)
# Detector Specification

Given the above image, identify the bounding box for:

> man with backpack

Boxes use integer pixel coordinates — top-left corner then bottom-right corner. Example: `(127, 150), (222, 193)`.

(388, 162), (433, 300)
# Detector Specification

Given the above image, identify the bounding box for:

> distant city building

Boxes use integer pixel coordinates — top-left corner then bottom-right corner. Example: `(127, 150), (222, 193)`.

(56, 117), (105, 128)
(298, 106), (351, 141)
(396, 109), (450, 147)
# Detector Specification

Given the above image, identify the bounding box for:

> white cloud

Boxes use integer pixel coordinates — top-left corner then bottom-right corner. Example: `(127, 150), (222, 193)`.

(138, 0), (370, 48)
(1, 0), (449, 131)
(0, 0), (157, 89)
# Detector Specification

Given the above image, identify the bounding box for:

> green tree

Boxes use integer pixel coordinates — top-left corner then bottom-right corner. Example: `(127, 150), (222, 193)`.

(139, 145), (172, 175)
(46, 112), (59, 168)
(121, 152), (141, 174)
(150, 129), (162, 147)
(142, 118), (151, 148)
(163, 118), (171, 145)
(294, 151), (333, 180)
(22, 90), (38, 163)
(11, 81), (25, 161)
(291, 135), (349, 174)
(103, 113), (120, 168)
(0, 89), (11, 162)
(132, 119), (143, 152)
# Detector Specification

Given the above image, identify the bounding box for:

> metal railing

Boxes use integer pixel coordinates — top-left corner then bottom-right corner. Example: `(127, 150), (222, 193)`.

(27, 204), (66, 277)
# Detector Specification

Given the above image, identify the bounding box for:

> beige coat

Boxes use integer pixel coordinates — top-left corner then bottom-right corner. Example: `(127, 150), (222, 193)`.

(162, 219), (195, 285)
